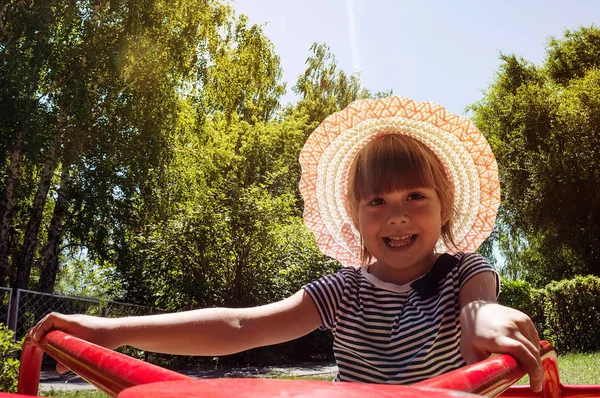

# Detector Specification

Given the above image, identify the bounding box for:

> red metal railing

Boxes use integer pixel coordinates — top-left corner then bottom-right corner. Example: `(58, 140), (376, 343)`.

(16, 332), (600, 397)
(415, 341), (599, 398)
(416, 341), (554, 397)
(17, 330), (191, 396)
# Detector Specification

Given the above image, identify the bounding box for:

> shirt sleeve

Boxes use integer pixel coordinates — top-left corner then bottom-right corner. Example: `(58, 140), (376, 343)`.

(457, 252), (500, 298)
(302, 270), (349, 330)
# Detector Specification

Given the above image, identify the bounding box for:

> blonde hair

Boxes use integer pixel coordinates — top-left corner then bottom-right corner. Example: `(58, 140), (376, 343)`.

(347, 134), (457, 265)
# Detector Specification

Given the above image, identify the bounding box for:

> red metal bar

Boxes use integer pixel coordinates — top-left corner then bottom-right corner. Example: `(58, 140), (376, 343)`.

(416, 341), (600, 398)
(415, 352), (525, 396)
(499, 385), (600, 398)
(497, 386), (541, 398)
(415, 341), (559, 397)
(118, 379), (488, 398)
(496, 343), (559, 398)
(560, 385), (600, 398)
(16, 333), (600, 398)
(16, 336), (44, 396)
(17, 331), (191, 397)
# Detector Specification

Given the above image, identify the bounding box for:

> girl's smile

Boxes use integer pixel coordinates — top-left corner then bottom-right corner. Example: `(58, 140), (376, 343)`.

(384, 234), (415, 248)
(358, 187), (445, 284)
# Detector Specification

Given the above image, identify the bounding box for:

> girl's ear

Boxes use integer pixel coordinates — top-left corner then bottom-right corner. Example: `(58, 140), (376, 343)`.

(440, 209), (450, 225)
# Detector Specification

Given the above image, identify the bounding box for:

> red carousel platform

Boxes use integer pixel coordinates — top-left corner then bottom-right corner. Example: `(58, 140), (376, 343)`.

(11, 331), (600, 397)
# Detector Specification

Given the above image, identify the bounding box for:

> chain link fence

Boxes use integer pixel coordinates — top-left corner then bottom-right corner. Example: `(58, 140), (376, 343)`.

(0, 288), (159, 340)
(102, 300), (154, 318)
(0, 288), (185, 368)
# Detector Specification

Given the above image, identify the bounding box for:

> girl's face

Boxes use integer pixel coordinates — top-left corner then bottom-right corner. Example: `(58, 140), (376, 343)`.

(358, 186), (444, 284)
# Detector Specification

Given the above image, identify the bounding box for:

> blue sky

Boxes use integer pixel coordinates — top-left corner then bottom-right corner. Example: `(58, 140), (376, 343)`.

(234, 0), (598, 116)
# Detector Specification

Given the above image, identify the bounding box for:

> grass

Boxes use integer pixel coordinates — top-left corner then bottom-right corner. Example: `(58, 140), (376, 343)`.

(40, 352), (600, 397)
(506, 351), (600, 387)
(264, 373), (334, 381)
(39, 391), (105, 398)
(547, 352), (600, 385)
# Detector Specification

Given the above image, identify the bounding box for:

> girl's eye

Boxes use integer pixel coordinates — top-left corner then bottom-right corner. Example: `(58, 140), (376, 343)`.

(407, 192), (425, 201)
(368, 197), (385, 206)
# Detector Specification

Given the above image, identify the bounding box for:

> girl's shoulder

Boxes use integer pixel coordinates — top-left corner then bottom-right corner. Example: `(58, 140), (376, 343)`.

(454, 251), (488, 262)
(454, 251), (492, 271)
(303, 266), (362, 291)
(327, 266), (364, 287)
(452, 251), (499, 294)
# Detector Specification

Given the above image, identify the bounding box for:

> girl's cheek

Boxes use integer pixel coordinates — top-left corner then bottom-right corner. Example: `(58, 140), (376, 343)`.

(359, 210), (382, 226)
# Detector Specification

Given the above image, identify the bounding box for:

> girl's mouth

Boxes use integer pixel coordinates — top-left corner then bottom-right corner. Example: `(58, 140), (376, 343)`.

(384, 234), (416, 248)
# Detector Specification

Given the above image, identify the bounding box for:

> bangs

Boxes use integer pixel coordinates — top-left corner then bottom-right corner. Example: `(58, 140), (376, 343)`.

(352, 134), (446, 201)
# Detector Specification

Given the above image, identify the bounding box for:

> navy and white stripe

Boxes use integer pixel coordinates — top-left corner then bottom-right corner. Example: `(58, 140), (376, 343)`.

(303, 252), (498, 384)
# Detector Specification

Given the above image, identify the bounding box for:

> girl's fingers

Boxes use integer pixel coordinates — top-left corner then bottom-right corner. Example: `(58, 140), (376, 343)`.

(465, 328), (542, 393)
(513, 320), (543, 390)
(28, 313), (75, 373)
(30, 313), (56, 341)
(494, 334), (543, 392)
(56, 362), (71, 374)
(30, 312), (69, 341)
(513, 328), (541, 364)
(517, 318), (541, 354)
(28, 314), (46, 341)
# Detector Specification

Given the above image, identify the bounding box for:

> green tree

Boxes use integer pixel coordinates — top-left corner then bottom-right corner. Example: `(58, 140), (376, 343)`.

(196, 14), (286, 124)
(470, 25), (600, 285)
(113, 112), (314, 309)
(290, 43), (373, 136)
(0, 0), (59, 287)
(0, 0), (232, 293)
(96, 8), (296, 308)
(285, 43), (392, 212)
(1, 2), (378, 324)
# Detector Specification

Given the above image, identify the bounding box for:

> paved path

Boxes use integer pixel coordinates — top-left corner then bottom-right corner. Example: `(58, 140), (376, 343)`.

(39, 362), (338, 392)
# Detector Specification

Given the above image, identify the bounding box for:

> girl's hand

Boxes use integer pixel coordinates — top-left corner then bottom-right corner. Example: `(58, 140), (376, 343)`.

(29, 313), (120, 373)
(459, 301), (542, 393)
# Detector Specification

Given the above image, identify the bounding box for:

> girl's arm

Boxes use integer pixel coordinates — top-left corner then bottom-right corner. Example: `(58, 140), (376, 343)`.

(458, 272), (543, 392)
(29, 290), (321, 356)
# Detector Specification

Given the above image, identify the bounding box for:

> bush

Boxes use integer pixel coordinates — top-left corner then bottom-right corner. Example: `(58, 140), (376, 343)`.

(530, 287), (547, 340)
(498, 279), (534, 310)
(0, 324), (22, 392)
(544, 275), (600, 353)
(498, 278), (547, 339)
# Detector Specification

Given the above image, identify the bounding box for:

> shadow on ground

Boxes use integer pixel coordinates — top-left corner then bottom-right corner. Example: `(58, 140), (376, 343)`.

(39, 361), (338, 391)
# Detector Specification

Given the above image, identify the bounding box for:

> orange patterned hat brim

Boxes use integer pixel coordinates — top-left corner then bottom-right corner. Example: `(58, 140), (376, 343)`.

(298, 96), (500, 267)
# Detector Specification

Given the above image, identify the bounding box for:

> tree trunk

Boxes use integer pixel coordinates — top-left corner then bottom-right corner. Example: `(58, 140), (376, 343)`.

(13, 136), (60, 290)
(0, 0), (8, 40)
(0, 131), (22, 286)
(39, 161), (70, 293)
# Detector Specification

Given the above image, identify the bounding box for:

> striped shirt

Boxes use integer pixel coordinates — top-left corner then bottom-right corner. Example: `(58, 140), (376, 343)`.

(302, 252), (498, 384)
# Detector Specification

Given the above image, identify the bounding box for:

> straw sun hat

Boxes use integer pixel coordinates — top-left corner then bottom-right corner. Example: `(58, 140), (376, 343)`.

(298, 96), (500, 268)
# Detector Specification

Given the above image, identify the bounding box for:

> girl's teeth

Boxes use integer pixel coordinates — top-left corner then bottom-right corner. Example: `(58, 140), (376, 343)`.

(389, 235), (411, 241)
(385, 235), (414, 247)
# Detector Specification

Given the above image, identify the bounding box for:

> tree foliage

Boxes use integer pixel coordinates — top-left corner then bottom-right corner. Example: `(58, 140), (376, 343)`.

(470, 25), (600, 285)
(107, 42), (371, 309)
(0, 324), (21, 393)
(0, 1), (375, 320)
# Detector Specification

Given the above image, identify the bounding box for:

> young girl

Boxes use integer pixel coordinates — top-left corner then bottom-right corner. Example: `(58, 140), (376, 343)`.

(29, 97), (542, 392)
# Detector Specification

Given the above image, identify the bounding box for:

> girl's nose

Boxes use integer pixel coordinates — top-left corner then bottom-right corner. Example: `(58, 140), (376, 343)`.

(387, 207), (410, 224)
